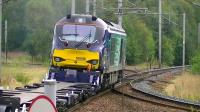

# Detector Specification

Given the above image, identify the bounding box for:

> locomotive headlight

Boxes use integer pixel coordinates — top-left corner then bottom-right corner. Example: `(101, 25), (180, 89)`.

(75, 18), (86, 23)
(87, 60), (98, 65)
(54, 57), (65, 62)
(91, 60), (98, 65)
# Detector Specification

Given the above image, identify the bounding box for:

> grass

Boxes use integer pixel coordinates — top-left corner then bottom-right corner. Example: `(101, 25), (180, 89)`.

(0, 52), (48, 89)
(126, 61), (168, 71)
(3, 52), (32, 64)
(164, 72), (200, 102)
(15, 73), (31, 85)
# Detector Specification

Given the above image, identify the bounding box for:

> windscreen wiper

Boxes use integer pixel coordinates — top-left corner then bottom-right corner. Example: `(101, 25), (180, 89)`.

(75, 33), (91, 48)
(63, 33), (79, 36)
(59, 33), (79, 42)
(75, 30), (92, 48)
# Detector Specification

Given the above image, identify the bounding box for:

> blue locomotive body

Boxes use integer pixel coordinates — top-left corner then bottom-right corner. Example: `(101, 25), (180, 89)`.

(49, 14), (126, 88)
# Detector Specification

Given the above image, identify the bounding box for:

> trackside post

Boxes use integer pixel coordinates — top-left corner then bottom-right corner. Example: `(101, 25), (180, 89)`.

(44, 79), (57, 107)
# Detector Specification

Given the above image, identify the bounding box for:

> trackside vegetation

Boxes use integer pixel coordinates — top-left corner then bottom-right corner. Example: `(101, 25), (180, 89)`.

(165, 72), (200, 102)
(191, 51), (200, 74)
(0, 52), (48, 89)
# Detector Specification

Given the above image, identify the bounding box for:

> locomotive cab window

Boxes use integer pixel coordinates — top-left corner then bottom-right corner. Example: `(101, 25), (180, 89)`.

(60, 25), (96, 43)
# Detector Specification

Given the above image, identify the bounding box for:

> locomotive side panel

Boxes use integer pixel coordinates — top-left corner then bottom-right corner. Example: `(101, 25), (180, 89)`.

(105, 33), (126, 73)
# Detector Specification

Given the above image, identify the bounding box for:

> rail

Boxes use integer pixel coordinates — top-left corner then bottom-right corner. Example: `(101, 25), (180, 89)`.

(120, 66), (200, 111)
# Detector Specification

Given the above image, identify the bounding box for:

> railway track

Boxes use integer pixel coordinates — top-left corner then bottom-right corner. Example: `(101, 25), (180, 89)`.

(0, 66), (196, 112)
(124, 66), (184, 81)
(69, 66), (191, 112)
(113, 85), (200, 111)
(113, 66), (200, 111)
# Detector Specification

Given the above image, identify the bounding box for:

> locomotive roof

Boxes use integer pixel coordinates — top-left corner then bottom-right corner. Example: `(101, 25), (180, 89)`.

(56, 14), (126, 36)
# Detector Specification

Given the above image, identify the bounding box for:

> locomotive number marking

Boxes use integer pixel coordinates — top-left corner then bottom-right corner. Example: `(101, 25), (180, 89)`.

(76, 57), (86, 61)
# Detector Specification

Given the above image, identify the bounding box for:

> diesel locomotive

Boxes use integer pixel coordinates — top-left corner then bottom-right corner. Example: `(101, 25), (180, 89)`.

(49, 14), (126, 88)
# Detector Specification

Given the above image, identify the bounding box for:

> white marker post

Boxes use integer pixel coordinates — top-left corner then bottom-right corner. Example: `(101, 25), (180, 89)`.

(44, 79), (57, 107)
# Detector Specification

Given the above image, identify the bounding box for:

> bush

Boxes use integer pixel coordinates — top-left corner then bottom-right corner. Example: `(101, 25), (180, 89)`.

(15, 74), (31, 85)
(191, 52), (200, 74)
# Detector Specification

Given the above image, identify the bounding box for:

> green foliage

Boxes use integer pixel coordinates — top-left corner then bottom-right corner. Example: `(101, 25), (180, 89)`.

(123, 0), (200, 66)
(124, 15), (155, 65)
(15, 73), (30, 85)
(23, 0), (55, 61)
(191, 51), (200, 74)
(24, 0), (55, 31)
(3, 0), (68, 62)
(3, 0), (28, 51)
(162, 37), (175, 65)
(172, 31), (183, 66)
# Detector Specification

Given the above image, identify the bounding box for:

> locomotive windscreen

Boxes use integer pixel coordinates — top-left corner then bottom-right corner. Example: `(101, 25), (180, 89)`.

(60, 25), (96, 43)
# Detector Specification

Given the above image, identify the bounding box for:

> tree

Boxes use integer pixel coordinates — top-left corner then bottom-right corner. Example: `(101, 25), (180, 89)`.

(191, 51), (200, 74)
(23, 0), (55, 61)
(124, 15), (155, 65)
(162, 37), (175, 66)
(3, 0), (27, 51)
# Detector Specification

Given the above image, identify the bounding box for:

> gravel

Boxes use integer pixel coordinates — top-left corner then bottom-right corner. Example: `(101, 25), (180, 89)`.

(74, 92), (186, 112)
